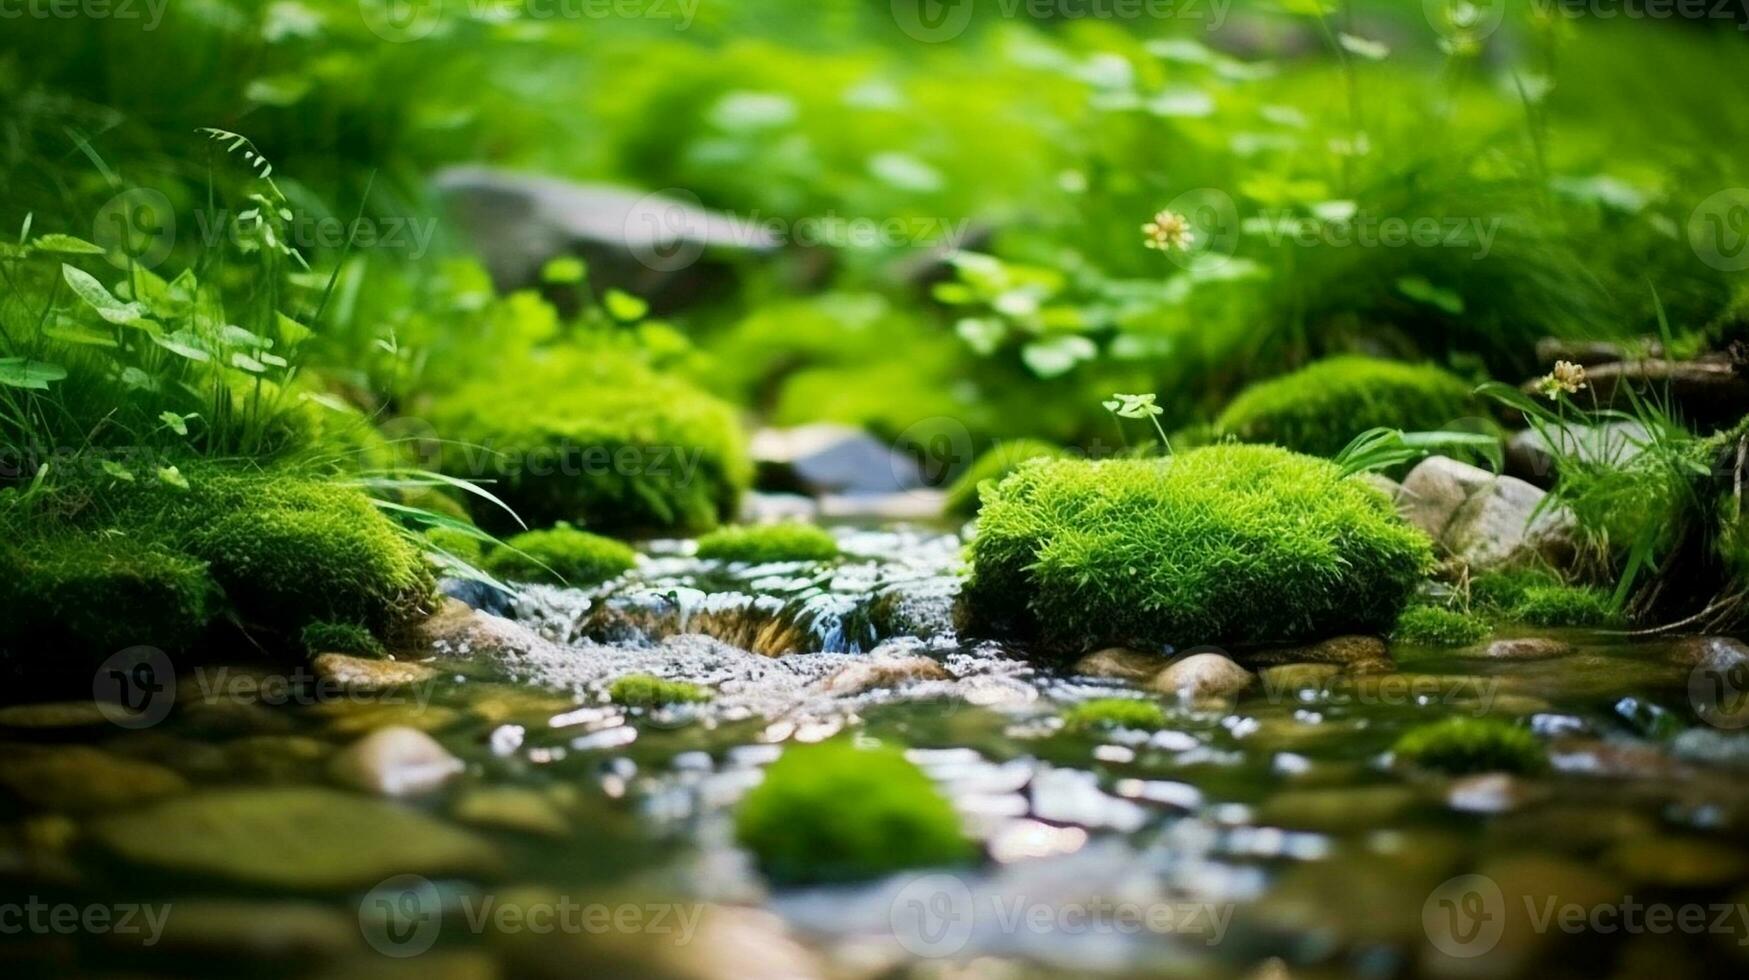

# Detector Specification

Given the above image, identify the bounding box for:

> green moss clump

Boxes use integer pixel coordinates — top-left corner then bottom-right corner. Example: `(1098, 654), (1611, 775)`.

(733, 740), (975, 884)
(945, 439), (1069, 516)
(484, 523), (636, 586)
(1469, 568), (1562, 610)
(1392, 717), (1547, 775)
(1062, 698), (1166, 732)
(0, 535), (216, 654)
(694, 523), (838, 563)
(300, 621), (386, 659)
(1214, 356), (1477, 458)
(608, 674), (709, 707)
(1392, 605), (1492, 647)
(1507, 584), (1619, 627)
(430, 346), (750, 535)
(963, 446), (1434, 652)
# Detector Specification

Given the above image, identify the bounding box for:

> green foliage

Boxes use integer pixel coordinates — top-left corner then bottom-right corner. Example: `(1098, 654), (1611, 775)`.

(694, 523), (838, 564)
(1062, 698), (1166, 733)
(484, 523), (637, 587)
(1469, 568), (1564, 611)
(0, 533), (216, 657)
(733, 740), (975, 885)
(946, 440), (1070, 516)
(1392, 605), (1492, 647)
(300, 621), (386, 659)
(429, 345), (749, 535)
(1214, 357), (1478, 458)
(608, 674), (709, 708)
(1393, 717), (1547, 776)
(423, 526), (487, 567)
(1507, 585), (1620, 628)
(963, 446), (1434, 652)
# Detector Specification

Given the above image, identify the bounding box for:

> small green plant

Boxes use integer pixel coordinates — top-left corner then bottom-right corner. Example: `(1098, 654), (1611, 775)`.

(1392, 717), (1547, 775)
(694, 523), (838, 563)
(1104, 392), (1173, 455)
(1392, 605), (1492, 646)
(484, 523), (636, 586)
(300, 621), (386, 659)
(1062, 698), (1166, 732)
(1507, 584), (1619, 628)
(608, 674), (709, 708)
(1215, 357), (1479, 458)
(945, 439), (1068, 516)
(733, 740), (975, 884)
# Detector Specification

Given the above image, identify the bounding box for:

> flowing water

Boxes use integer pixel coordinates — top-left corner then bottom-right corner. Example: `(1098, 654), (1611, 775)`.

(5, 521), (1749, 978)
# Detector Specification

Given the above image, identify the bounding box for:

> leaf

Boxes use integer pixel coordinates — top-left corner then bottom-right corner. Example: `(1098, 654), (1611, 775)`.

(159, 411), (189, 436)
(42, 320), (118, 348)
(1338, 33), (1389, 61)
(541, 256), (587, 285)
(0, 357), (68, 390)
(955, 317), (1006, 356)
(1145, 88), (1216, 118)
(603, 289), (649, 322)
(33, 234), (105, 255)
(1397, 276), (1465, 315)
(1020, 335), (1096, 378)
(230, 352), (267, 374)
(100, 460), (136, 483)
(150, 332), (211, 362)
(157, 465), (190, 491)
(62, 264), (149, 324)
(275, 312), (314, 347)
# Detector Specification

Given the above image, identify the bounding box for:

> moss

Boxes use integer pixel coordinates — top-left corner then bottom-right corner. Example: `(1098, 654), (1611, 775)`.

(1392, 717), (1547, 775)
(1507, 584), (1619, 627)
(1392, 605), (1492, 647)
(300, 621), (386, 659)
(694, 523), (838, 563)
(607, 674), (709, 707)
(1062, 698), (1166, 732)
(484, 523), (636, 586)
(963, 446), (1434, 652)
(1469, 568), (1563, 610)
(430, 346), (749, 535)
(945, 439), (1069, 516)
(0, 534), (216, 657)
(733, 740), (975, 884)
(1214, 356), (1477, 458)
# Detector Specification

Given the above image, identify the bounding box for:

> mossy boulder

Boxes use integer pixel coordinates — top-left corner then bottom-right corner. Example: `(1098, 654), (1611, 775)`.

(733, 740), (974, 884)
(1507, 584), (1619, 627)
(0, 534), (217, 654)
(484, 523), (636, 586)
(945, 439), (1069, 517)
(694, 523), (837, 563)
(1215, 356), (1477, 457)
(1392, 717), (1546, 775)
(429, 347), (749, 535)
(1392, 605), (1492, 647)
(962, 446), (1434, 653)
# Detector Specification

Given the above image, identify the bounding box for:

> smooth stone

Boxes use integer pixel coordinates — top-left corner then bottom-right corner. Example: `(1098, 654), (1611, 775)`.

(1397, 455), (1576, 572)
(452, 787), (570, 838)
(101, 731), (233, 778)
(1246, 635), (1393, 673)
(316, 701), (462, 736)
(0, 745), (188, 812)
(1257, 663), (1342, 696)
(865, 578), (959, 642)
(1074, 647), (1164, 682)
(1549, 737), (1687, 780)
(314, 653), (439, 693)
(1028, 766), (1150, 831)
(0, 701), (113, 729)
(89, 787), (498, 888)
(1258, 785), (1420, 832)
(439, 576), (516, 617)
(1506, 421), (1651, 486)
(1606, 837), (1749, 887)
(1488, 804), (1658, 854)
(329, 726), (465, 797)
(1662, 634), (1749, 671)
(224, 735), (333, 782)
(411, 598), (564, 662)
(1476, 637), (1575, 661)
(1149, 652), (1252, 700)
(819, 655), (950, 695)
(1670, 728), (1749, 770)
(132, 900), (357, 958)
(1445, 773), (1547, 814)
(750, 423), (922, 495)
(465, 688), (580, 726)
(736, 491), (820, 524)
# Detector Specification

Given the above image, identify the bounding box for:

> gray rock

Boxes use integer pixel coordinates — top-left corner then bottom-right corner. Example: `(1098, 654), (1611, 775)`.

(438, 576), (515, 617)
(1074, 647), (1163, 682)
(434, 167), (779, 314)
(819, 655), (950, 695)
(1148, 652), (1252, 700)
(328, 726), (465, 797)
(1662, 634), (1749, 671)
(735, 491), (819, 525)
(411, 598), (563, 661)
(751, 424), (922, 496)
(312, 653), (437, 694)
(1505, 421), (1651, 486)
(1397, 456), (1576, 572)
(1477, 638), (1574, 661)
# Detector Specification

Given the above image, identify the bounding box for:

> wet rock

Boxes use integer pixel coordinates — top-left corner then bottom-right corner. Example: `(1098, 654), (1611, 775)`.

(135, 900), (356, 959)
(1506, 421), (1651, 486)
(1606, 836), (1749, 887)
(313, 653), (439, 693)
(819, 655), (950, 695)
(411, 598), (563, 661)
(1247, 634), (1393, 673)
(1029, 766), (1149, 831)
(1259, 785), (1420, 832)
(865, 578), (958, 642)
(1257, 663), (1342, 697)
(434, 167), (779, 314)
(1549, 737), (1688, 780)
(225, 734), (332, 782)
(1489, 804), (1658, 854)
(1476, 637), (1574, 661)
(817, 489), (947, 521)
(1662, 634), (1749, 671)
(1670, 728), (1749, 770)
(751, 424), (922, 496)
(102, 731), (233, 779)
(452, 787), (569, 837)
(439, 576), (516, 617)
(0, 745), (187, 811)
(584, 590), (820, 656)
(1074, 647), (1164, 682)
(329, 726), (465, 797)
(89, 787), (498, 888)
(736, 491), (819, 524)
(1434, 854), (1627, 977)
(0, 701), (113, 729)
(317, 701), (461, 736)
(1396, 456), (1575, 572)
(1445, 773), (1548, 814)
(1149, 652), (1252, 700)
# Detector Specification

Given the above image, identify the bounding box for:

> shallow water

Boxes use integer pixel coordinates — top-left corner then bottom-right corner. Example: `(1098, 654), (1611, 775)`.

(5, 523), (1749, 978)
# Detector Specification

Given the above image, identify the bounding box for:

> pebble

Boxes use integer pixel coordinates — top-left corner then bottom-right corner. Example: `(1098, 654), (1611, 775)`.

(328, 726), (465, 797)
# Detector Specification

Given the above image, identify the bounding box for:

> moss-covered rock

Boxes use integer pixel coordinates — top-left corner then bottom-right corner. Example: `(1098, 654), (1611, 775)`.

(1062, 698), (1166, 732)
(484, 523), (636, 586)
(963, 446), (1434, 652)
(300, 621), (386, 659)
(733, 740), (974, 884)
(1215, 356), (1477, 457)
(1507, 584), (1619, 627)
(1392, 605), (1492, 646)
(945, 439), (1069, 516)
(694, 523), (837, 563)
(607, 674), (708, 707)
(429, 347), (749, 535)
(0, 534), (216, 654)
(1392, 717), (1546, 775)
